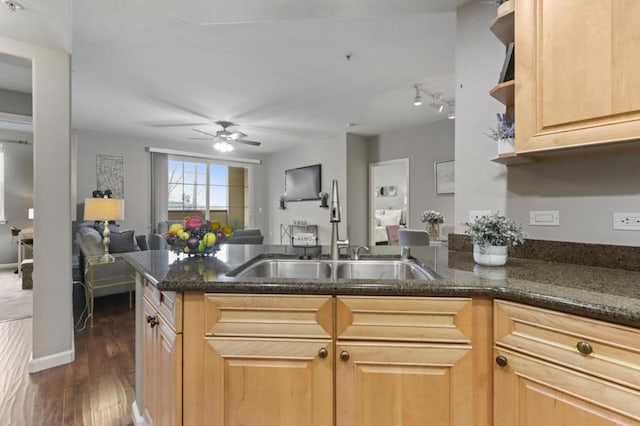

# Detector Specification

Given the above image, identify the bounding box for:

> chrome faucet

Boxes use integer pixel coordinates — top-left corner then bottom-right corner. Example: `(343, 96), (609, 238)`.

(351, 245), (369, 260)
(330, 179), (349, 260)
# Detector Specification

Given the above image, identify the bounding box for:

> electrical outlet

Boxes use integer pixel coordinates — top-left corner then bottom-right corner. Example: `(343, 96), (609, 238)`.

(613, 213), (640, 230)
(469, 210), (492, 222)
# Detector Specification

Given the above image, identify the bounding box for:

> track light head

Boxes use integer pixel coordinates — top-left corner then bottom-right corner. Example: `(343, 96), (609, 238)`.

(412, 85), (423, 106)
(447, 108), (456, 120)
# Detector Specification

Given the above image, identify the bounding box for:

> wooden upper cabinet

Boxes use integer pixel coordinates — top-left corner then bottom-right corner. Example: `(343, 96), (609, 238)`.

(516, 0), (640, 153)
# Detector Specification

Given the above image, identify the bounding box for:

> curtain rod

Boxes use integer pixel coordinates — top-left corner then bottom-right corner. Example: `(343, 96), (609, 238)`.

(146, 147), (262, 165)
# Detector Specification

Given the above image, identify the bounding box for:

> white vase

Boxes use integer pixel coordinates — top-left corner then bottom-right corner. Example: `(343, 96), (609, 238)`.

(473, 244), (508, 266)
(497, 137), (515, 155)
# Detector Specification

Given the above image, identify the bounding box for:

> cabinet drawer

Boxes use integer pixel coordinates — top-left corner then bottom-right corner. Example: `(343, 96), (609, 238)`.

(143, 279), (182, 333)
(336, 296), (473, 343)
(204, 294), (333, 339)
(495, 300), (640, 391)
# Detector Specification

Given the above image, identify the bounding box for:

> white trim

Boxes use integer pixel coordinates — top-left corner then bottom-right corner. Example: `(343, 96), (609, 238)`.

(131, 401), (146, 425)
(146, 146), (261, 165)
(0, 111), (32, 125)
(0, 262), (18, 269)
(28, 346), (74, 373)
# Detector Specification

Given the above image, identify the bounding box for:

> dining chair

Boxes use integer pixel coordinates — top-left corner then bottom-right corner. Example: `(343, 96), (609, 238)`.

(397, 229), (430, 246)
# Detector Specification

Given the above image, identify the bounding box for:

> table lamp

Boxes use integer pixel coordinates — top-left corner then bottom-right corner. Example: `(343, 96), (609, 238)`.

(84, 197), (125, 262)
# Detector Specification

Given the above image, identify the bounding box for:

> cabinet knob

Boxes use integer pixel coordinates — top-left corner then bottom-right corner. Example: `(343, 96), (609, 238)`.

(340, 351), (350, 362)
(318, 347), (328, 358)
(495, 355), (508, 367)
(146, 315), (159, 328)
(576, 341), (593, 355)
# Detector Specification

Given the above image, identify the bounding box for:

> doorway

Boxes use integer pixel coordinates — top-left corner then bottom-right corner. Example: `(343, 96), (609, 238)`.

(369, 158), (409, 246)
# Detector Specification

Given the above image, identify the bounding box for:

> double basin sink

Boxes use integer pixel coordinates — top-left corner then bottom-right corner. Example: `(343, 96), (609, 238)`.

(227, 257), (440, 281)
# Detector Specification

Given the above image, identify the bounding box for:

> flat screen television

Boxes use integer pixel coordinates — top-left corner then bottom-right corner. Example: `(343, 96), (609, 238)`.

(285, 164), (321, 201)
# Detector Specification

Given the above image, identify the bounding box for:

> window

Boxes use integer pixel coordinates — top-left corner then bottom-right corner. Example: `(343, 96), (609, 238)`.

(168, 157), (249, 229)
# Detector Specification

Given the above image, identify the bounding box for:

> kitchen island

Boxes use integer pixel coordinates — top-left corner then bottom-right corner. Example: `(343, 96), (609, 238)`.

(125, 245), (640, 425)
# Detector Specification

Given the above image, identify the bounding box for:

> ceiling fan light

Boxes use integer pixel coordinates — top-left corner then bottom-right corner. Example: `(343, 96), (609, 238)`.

(213, 141), (234, 152)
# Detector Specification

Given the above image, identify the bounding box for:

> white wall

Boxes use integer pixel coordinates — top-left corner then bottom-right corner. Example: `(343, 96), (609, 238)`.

(373, 162), (408, 212)
(0, 35), (74, 372)
(264, 134), (348, 246)
(74, 128), (268, 237)
(0, 88), (31, 116)
(369, 120), (455, 229)
(455, 1), (640, 246)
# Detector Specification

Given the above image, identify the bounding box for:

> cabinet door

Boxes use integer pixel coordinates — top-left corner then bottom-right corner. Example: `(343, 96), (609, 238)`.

(142, 297), (159, 425)
(516, 0), (640, 152)
(203, 338), (333, 426)
(494, 348), (640, 425)
(336, 341), (473, 426)
(156, 321), (182, 426)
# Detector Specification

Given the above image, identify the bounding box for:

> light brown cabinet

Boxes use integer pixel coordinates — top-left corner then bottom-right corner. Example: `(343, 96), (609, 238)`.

(493, 300), (640, 425)
(141, 280), (183, 426)
(515, 0), (640, 153)
(183, 294), (492, 426)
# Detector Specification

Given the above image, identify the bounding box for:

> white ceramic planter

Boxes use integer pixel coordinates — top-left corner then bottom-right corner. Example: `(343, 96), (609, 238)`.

(497, 137), (515, 155)
(473, 244), (508, 266)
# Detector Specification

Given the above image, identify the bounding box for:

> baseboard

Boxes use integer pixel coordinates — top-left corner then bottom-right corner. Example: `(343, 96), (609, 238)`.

(28, 346), (75, 373)
(0, 262), (18, 270)
(131, 401), (145, 425)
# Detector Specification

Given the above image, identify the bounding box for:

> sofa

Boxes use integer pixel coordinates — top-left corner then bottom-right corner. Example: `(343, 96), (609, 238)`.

(75, 222), (149, 297)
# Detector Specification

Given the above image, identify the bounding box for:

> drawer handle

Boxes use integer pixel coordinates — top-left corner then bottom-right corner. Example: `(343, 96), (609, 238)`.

(318, 347), (328, 359)
(340, 351), (350, 362)
(576, 341), (593, 355)
(495, 355), (508, 367)
(146, 315), (159, 328)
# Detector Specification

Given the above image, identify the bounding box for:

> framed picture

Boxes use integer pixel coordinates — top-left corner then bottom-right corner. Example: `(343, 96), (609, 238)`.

(498, 42), (515, 83)
(435, 160), (455, 194)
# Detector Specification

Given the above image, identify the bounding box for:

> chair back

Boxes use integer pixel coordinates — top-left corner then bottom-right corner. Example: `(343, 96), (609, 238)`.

(397, 229), (430, 246)
(385, 225), (401, 246)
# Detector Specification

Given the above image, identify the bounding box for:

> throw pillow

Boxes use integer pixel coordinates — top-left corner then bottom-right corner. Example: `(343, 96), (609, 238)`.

(109, 230), (137, 253)
(386, 209), (404, 224)
(379, 214), (400, 226)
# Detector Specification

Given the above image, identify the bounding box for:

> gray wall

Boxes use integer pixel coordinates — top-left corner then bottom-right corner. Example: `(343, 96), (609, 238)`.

(0, 138), (33, 264)
(0, 88), (31, 116)
(455, 1), (640, 246)
(346, 133), (369, 246)
(264, 134), (348, 246)
(74, 128), (268, 238)
(369, 120), (455, 230)
(454, 1), (507, 232)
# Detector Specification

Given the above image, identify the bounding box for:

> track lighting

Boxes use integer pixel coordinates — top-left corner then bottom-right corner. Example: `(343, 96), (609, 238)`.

(413, 85), (423, 106)
(411, 84), (455, 119)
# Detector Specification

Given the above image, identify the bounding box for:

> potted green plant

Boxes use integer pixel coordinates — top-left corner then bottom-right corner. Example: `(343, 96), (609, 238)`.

(463, 213), (526, 266)
(486, 113), (515, 155)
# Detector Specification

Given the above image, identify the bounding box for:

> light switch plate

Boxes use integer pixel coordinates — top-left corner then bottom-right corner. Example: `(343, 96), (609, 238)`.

(529, 210), (559, 226)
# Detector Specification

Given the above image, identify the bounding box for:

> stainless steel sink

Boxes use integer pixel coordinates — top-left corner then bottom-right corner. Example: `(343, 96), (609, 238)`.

(229, 259), (332, 279)
(228, 258), (439, 280)
(334, 260), (438, 280)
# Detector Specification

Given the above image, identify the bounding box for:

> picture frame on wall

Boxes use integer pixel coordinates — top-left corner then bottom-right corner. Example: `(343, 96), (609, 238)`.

(498, 42), (515, 83)
(435, 160), (455, 194)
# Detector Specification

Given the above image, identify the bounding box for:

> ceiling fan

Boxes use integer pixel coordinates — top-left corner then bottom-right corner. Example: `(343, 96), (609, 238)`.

(189, 121), (261, 152)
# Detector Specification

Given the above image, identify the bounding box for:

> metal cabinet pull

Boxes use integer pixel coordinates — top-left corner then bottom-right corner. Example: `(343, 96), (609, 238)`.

(495, 355), (508, 367)
(576, 341), (593, 355)
(318, 347), (328, 358)
(340, 351), (350, 362)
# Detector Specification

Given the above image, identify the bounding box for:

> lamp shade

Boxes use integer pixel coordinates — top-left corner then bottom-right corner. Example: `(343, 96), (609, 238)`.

(84, 198), (125, 221)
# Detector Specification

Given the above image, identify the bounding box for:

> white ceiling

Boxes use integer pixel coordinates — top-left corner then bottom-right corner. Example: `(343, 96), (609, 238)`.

(1, 0), (470, 154)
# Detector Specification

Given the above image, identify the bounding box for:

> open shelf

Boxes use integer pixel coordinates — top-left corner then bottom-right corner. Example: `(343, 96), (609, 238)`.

(490, 1), (515, 45)
(491, 152), (535, 165)
(490, 80), (515, 106)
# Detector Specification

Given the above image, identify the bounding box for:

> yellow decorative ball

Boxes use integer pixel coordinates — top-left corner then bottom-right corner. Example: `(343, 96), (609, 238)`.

(221, 225), (233, 237)
(210, 221), (221, 231)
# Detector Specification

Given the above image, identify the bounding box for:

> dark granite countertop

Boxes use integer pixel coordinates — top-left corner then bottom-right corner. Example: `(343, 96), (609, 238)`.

(124, 245), (640, 328)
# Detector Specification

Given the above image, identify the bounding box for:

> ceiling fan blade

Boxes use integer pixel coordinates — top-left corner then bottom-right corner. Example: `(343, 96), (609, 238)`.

(192, 128), (217, 137)
(229, 131), (248, 140)
(234, 139), (261, 146)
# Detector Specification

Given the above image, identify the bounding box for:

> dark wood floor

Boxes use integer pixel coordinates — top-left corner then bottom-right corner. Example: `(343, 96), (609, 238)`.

(0, 292), (135, 425)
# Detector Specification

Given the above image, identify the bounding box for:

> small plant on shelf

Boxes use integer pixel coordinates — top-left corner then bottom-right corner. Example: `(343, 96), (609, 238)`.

(486, 113), (515, 155)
